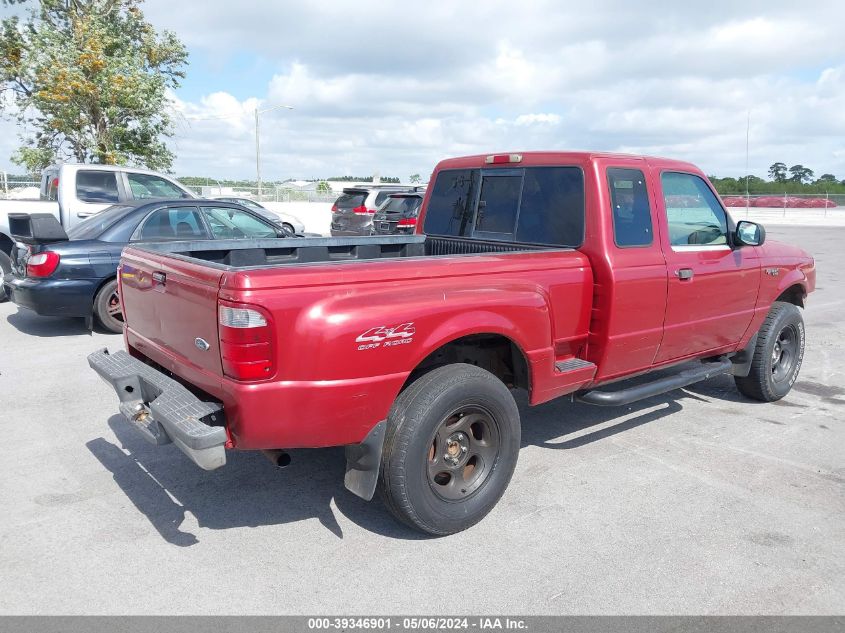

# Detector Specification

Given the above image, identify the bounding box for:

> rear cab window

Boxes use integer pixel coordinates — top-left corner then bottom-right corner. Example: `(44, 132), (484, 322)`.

(423, 167), (584, 247)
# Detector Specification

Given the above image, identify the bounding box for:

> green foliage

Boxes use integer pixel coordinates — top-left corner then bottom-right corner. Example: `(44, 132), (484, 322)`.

(788, 164), (814, 184)
(768, 162), (787, 182)
(315, 180), (332, 193)
(409, 173), (421, 183)
(0, 0), (188, 173)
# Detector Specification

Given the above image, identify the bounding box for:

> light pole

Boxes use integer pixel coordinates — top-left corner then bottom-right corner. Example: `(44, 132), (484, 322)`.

(254, 103), (294, 201)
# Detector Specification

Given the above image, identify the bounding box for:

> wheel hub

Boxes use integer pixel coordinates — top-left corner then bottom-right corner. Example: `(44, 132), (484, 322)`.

(444, 432), (469, 466)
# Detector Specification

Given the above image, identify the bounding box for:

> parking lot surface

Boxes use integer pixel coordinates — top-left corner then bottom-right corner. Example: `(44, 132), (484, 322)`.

(0, 225), (842, 615)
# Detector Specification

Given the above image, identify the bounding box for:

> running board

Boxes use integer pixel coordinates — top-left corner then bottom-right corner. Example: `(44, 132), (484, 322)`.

(576, 358), (733, 407)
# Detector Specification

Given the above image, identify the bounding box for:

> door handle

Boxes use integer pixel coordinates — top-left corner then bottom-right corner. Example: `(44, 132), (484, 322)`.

(675, 268), (694, 280)
(152, 271), (166, 285)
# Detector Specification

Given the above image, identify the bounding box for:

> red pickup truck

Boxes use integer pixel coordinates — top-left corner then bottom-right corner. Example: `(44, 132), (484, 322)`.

(89, 151), (815, 535)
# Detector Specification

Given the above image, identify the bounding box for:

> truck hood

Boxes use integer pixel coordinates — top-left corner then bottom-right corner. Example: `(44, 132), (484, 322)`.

(760, 239), (813, 263)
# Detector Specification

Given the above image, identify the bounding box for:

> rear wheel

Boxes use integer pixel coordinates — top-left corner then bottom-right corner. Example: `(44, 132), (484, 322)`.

(378, 363), (520, 536)
(735, 301), (805, 402)
(94, 279), (124, 334)
(0, 250), (11, 303)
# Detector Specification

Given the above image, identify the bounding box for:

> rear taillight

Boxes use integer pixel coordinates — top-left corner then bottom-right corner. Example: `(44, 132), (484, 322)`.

(27, 251), (60, 277)
(218, 302), (275, 381)
(397, 218), (417, 227)
(331, 203), (338, 213)
(352, 205), (371, 215)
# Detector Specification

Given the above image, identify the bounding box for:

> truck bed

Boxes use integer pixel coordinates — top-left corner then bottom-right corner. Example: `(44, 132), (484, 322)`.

(130, 234), (556, 269)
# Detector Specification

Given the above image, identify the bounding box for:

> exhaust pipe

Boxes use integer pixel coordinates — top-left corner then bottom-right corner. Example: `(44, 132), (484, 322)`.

(261, 449), (291, 469)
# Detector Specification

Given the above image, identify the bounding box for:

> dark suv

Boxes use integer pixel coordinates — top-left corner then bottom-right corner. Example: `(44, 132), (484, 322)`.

(330, 186), (411, 236)
(372, 191), (425, 235)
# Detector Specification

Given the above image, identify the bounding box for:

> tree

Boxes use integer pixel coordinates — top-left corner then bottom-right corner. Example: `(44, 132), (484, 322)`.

(315, 180), (332, 193)
(788, 164), (814, 184)
(816, 173), (837, 184)
(768, 162), (788, 182)
(409, 173), (421, 184)
(0, 0), (188, 173)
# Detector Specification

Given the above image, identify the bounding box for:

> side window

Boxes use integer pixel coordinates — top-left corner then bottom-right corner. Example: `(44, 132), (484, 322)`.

(475, 175), (521, 236)
(202, 207), (277, 239)
(137, 207), (205, 240)
(76, 171), (119, 203)
(127, 173), (188, 199)
(661, 172), (728, 247)
(423, 169), (476, 237)
(608, 168), (653, 247)
(515, 167), (584, 246)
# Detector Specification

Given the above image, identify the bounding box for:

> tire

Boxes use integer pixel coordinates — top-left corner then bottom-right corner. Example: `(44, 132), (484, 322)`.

(93, 278), (124, 334)
(735, 301), (805, 402)
(282, 222), (295, 236)
(0, 250), (11, 303)
(378, 363), (521, 536)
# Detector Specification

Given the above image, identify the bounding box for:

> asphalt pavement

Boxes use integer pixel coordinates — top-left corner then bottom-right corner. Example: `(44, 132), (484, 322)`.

(0, 225), (842, 615)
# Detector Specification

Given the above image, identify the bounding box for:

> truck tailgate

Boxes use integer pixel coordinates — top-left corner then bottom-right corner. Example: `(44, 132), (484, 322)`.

(120, 246), (225, 377)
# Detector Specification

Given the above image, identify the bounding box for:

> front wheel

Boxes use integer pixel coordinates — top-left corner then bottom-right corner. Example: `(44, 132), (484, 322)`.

(735, 301), (805, 402)
(378, 363), (521, 536)
(93, 279), (124, 334)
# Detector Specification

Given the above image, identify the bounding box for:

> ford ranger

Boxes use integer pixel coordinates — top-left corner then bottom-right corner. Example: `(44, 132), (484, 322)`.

(88, 151), (816, 535)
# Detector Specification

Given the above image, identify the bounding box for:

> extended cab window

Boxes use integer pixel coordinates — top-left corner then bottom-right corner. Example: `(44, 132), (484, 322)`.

(608, 168), (652, 247)
(661, 172), (728, 247)
(424, 167), (584, 246)
(76, 170), (119, 203)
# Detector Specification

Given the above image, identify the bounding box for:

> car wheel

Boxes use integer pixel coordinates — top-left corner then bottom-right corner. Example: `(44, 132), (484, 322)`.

(734, 301), (805, 402)
(94, 278), (124, 334)
(0, 250), (11, 303)
(282, 222), (295, 235)
(378, 363), (521, 536)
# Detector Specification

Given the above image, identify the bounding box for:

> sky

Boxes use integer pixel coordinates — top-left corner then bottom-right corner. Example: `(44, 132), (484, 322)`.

(1, 0), (844, 182)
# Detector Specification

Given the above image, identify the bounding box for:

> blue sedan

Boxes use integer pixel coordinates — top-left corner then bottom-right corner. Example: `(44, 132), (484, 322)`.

(4, 199), (293, 333)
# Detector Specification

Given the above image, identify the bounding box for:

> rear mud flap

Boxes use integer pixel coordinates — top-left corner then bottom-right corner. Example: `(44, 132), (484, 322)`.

(344, 421), (386, 501)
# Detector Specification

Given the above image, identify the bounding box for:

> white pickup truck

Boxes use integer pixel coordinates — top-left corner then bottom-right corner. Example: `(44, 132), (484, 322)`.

(0, 164), (196, 300)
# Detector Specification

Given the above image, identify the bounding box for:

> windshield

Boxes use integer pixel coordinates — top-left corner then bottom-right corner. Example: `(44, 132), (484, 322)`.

(67, 205), (136, 240)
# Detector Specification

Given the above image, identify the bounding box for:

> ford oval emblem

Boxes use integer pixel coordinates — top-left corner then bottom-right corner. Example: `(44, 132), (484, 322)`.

(194, 337), (210, 351)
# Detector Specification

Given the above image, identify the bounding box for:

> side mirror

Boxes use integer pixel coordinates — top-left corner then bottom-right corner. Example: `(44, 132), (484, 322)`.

(735, 220), (765, 247)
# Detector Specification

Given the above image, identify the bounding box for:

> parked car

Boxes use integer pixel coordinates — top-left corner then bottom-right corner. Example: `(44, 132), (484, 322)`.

(330, 185), (412, 236)
(0, 164), (196, 302)
(372, 190), (425, 235)
(4, 199), (293, 333)
(89, 151), (814, 535)
(210, 196), (305, 235)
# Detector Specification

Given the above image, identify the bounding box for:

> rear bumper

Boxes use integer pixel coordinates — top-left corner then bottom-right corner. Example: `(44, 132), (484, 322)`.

(126, 329), (409, 450)
(88, 348), (227, 470)
(4, 276), (98, 317)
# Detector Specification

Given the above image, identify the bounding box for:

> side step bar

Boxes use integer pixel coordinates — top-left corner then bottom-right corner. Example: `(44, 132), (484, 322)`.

(576, 358), (733, 407)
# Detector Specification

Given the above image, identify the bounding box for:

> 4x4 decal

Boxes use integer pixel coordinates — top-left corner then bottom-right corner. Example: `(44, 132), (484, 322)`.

(356, 322), (416, 350)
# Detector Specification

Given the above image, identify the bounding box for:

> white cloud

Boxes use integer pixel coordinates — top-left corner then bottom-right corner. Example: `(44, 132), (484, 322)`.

(2, 1), (844, 182)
